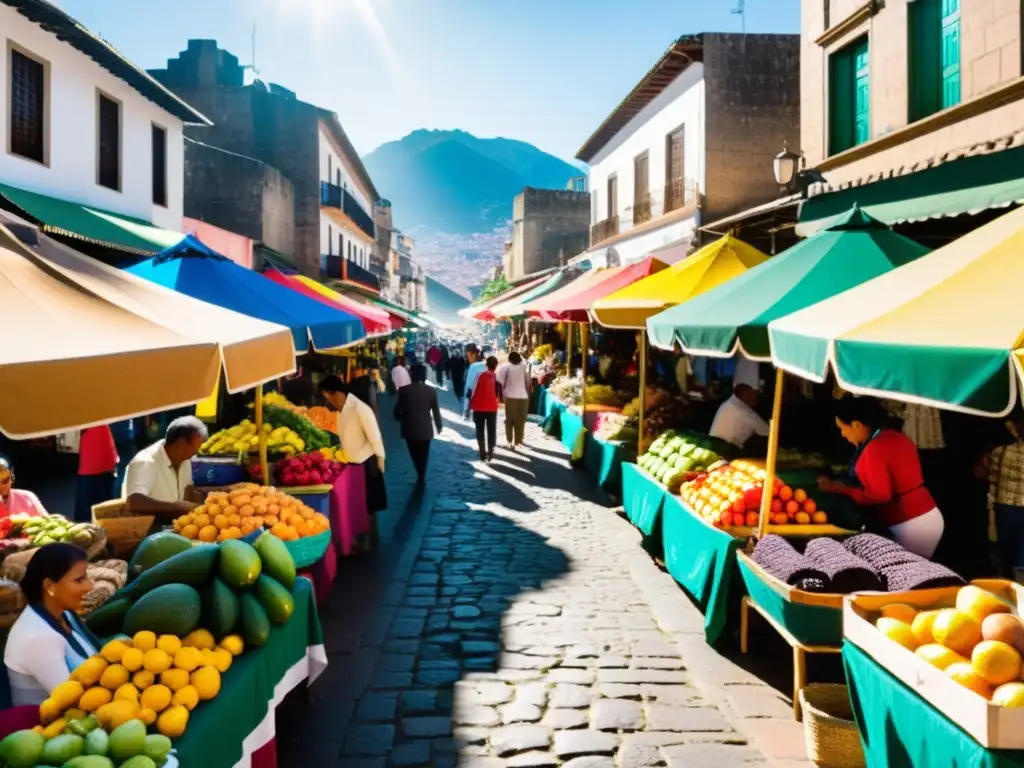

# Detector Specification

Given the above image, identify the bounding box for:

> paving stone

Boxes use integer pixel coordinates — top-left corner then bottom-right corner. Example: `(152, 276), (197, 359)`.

(551, 683), (594, 709)
(452, 704), (500, 727)
(562, 758), (616, 768)
(547, 668), (595, 685)
(462, 640), (501, 654)
(388, 740), (432, 766)
(503, 653), (558, 670)
(378, 654), (416, 673)
(455, 681), (513, 706)
(402, 717), (451, 737)
(597, 683), (645, 700)
(598, 669), (688, 685)
(453, 605), (482, 618)
(553, 730), (619, 758)
(591, 698), (644, 731)
(356, 692), (398, 722)
(506, 751), (559, 767)
(631, 657), (685, 670)
(662, 743), (765, 766)
(343, 724), (395, 756)
(417, 667), (460, 686)
(399, 689), (436, 713)
(452, 726), (489, 745)
(541, 708), (589, 729)
(490, 724), (552, 757)
(644, 703), (731, 732)
(499, 698), (543, 723)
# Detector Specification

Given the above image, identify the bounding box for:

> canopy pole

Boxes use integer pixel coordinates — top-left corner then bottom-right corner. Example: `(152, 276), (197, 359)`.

(757, 368), (785, 540)
(254, 386), (270, 486)
(580, 323), (590, 413)
(566, 322), (574, 377)
(345, 356), (352, 382)
(638, 332), (647, 453)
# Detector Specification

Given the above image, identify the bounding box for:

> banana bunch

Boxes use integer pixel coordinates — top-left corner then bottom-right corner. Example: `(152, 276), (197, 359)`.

(200, 419), (305, 456)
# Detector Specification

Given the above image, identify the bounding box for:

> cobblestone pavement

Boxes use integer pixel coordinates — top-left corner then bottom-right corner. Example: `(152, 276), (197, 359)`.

(277, 383), (809, 767)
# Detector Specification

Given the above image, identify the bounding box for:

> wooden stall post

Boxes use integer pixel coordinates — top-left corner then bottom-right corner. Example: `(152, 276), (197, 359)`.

(638, 332), (647, 452)
(580, 323), (590, 413)
(756, 368), (785, 539)
(254, 386), (270, 486)
(565, 322), (574, 377)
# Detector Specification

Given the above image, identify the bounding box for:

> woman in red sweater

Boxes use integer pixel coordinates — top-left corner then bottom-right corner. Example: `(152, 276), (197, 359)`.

(469, 356), (500, 463)
(819, 397), (944, 557)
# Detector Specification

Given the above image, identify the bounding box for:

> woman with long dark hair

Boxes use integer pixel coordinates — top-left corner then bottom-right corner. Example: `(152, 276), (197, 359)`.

(819, 397), (945, 557)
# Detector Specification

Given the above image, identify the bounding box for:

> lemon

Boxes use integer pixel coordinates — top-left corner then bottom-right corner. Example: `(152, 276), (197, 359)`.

(157, 635), (182, 655)
(38, 697), (62, 724)
(95, 699), (139, 730)
(113, 683), (140, 704)
(156, 705), (189, 739)
(190, 666), (221, 701)
(120, 647), (145, 673)
(138, 707), (158, 725)
(210, 648), (233, 673)
(51, 680), (84, 710)
(160, 668), (190, 692)
(171, 685), (199, 711)
(70, 657), (108, 687)
(173, 647), (203, 672)
(100, 640), (129, 664)
(140, 684), (172, 713)
(182, 629), (216, 651)
(219, 635), (244, 657)
(132, 631), (157, 652)
(132, 670), (155, 690)
(99, 664), (130, 692)
(79, 687), (113, 713)
(143, 649), (172, 675)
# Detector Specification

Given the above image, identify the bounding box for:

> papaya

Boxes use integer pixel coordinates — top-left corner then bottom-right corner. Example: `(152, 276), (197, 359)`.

(122, 545), (219, 600)
(201, 578), (240, 638)
(127, 533), (194, 579)
(254, 532), (296, 590)
(238, 592), (271, 648)
(255, 575), (294, 624)
(86, 596), (133, 637)
(218, 540), (262, 590)
(124, 584), (201, 637)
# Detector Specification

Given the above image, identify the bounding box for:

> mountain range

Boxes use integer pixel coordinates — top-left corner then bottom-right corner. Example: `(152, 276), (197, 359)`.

(362, 129), (582, 235)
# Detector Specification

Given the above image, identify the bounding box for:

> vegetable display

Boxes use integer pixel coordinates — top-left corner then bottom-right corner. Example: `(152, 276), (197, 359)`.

(637, 431), (725, 491)
(10, 515), (104, 550)
(171, 484), (329, 542)
(265, 452), (347, 488)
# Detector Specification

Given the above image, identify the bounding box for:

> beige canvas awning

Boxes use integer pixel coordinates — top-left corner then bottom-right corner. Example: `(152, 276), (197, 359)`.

(0, 219), (296, 438)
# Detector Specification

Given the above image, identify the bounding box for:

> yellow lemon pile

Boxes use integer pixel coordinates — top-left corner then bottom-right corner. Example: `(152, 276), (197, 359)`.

(41, 629), (245, 740)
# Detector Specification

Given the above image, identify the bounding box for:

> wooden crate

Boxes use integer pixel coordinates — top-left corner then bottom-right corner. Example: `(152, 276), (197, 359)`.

(91, 499), (154, 559)
(844, 579), (1024, 749)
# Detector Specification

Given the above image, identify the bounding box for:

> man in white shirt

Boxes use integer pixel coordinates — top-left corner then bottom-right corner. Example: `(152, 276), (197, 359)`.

(123, 416), (207, 518)
(709, 384), (770, 449)
(496, 351), (532, 448)
(391, 356), (412, 391)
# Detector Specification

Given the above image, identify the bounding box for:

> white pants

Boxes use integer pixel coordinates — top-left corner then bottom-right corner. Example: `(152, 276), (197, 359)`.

(890, 507), (945, 558)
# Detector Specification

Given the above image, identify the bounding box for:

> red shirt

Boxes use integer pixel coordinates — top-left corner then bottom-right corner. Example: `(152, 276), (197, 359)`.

(836, 428), (936, 526)
(470, 371), (499, 413)
(79, 426), (118, 475)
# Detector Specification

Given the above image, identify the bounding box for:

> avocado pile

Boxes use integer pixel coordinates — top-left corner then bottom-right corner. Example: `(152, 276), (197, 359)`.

(87, 530), (298, 650)
(11, 515), (103, 549)
(637, 431), (727, 491)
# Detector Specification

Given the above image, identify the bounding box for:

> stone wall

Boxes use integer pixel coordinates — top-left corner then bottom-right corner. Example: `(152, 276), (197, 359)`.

(702, 33), (801, 223)
(507, 187), (591, 280)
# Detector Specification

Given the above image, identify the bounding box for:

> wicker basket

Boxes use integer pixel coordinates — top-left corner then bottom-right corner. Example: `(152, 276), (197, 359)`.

(284, 529), (331, 570)
(799, 684), (866, 768)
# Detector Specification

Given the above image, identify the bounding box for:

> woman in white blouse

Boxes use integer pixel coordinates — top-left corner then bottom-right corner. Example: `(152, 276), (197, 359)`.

(5, 544), (98, 706)
(320, 376), (388, 548)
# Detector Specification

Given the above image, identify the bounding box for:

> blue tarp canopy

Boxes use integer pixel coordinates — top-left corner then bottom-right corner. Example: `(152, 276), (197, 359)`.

(126, 236), (365, 352)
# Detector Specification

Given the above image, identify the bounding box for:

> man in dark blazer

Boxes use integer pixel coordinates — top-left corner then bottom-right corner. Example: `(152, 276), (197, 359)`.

(393, 364), (442, 486)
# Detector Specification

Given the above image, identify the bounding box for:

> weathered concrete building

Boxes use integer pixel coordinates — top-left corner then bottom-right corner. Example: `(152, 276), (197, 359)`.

(503, 187), (590, 281)
(149, 39), (378, 282)
(574, 33), (799, 265)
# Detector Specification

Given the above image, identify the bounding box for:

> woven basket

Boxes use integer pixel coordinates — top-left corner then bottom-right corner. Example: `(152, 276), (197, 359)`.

(799, 684), (866, 768)
(284, 529), (331, 570)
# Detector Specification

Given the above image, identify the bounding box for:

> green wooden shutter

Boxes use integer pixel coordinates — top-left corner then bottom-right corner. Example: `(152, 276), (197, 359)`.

(829, 46), (855, 154)
(908, 0), (942, 121)
(853, 40), (870, 145)
(941, 0), (961, 108)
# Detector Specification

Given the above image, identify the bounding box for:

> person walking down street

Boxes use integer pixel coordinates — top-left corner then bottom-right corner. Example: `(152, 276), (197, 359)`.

(437, 346), (450, 388)
(391, 355), (411, 392)
(393, 364), (443, 486)
(320, 376), (387, 550)
(427, 344), (442, 388)
(497, 351), (532, 450)
(75, 426), (118, 523)
(448, 349), (468, 403)
(463, 345), (487, 419)
(469, 356), (500, 462)
(349, 357), (381, 418)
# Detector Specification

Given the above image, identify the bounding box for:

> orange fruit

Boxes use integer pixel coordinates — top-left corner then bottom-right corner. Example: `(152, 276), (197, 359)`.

(265, 515), (279, 527)
(812, 511), (828, 524)
(932, 609), (982, 655)
(198, 525), (218, 543)
(193, 514), (211, 529)
(972, 640), (1022, 685)
(206, 503), (221, 516)
(227, 514), (241, 528)
(267, 504), (280, 516)
(794, 512), (811, 525)
(793, 488), (808, 503)
(180, 524), (199, 540)
(778, 485), (794, 502)
(223, 504), (238, 516)
(803, 499), (818, 514)
(947, 662), (994, 699)
(213, 515), (228, 529)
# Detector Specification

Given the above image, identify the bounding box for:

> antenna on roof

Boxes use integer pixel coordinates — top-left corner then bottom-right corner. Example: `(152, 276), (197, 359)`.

(242, 22), (260, 81)
(732, 0), (746, 33)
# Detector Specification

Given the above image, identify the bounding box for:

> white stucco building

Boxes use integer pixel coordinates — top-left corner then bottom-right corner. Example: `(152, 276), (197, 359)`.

(0, 0), (208, 243)
(318, 115), (377, 280)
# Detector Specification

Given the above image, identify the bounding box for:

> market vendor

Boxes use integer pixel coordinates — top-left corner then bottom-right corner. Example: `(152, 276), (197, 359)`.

(818, 397), (945, 558)
(709, 384), (769, 449)
(5, 544), (98, 705)
(0, 457), (47, 519)
(122, 416), (208, 518)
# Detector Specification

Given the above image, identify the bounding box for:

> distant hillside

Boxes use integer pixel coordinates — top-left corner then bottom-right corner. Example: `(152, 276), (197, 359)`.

(363, 129), (582, 234)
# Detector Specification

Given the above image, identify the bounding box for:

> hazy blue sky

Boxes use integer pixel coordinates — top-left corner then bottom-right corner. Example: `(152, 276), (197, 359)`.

(59, 0), (800, 161)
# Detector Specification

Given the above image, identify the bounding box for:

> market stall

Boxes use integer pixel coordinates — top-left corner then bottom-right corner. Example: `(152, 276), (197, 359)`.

(262, 267), (393, 337)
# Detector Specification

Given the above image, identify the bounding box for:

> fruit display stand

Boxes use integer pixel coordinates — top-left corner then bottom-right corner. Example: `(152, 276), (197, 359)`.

(174, 578), (327, 768)
(736, 551), (845, 718)
(842, 579), (1024, 763)
(582, 434), (632, 497)
(621, 463), (668, 538)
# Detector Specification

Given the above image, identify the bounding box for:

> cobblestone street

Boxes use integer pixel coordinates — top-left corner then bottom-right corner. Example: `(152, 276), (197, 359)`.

(277, 384), (807, 767)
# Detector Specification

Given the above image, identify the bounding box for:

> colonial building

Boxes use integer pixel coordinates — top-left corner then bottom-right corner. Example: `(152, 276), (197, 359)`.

(503, 187), (590, 282)
(0, 0), (207, 254)
(793, 0), (1024, 244)
(575, 33), (800, 265)
(150, 40), (380, 286)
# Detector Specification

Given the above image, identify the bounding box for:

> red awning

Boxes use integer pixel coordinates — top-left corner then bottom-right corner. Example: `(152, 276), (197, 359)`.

(522, 256), (668, 322)
(263, 267), (391, 336)
(463, 274), (552, 322)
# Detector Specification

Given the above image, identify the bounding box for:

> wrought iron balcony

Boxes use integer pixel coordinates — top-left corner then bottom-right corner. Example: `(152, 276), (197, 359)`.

(320, 182), (375, 240)
(632, 194), (652, 225)
(320, 254), (381, 291)
(590, 215), (619, 246)
(664, 177), (697, 214)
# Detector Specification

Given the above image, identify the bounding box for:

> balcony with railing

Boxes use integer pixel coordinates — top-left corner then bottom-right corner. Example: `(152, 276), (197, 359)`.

(320, 254), (381, 292)
(632, 194), (652, 225)
(590, 215), (619, 246)
(320, 182), (375, 240)
(664, 177), (697, 214)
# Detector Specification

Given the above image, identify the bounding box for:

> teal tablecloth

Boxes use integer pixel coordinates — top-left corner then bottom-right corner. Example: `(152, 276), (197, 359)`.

(559, 408), (586, 455)
(543, 397), (565, 437)
(621, 463), (667, 536)
(175, 578), (327, 767)
(843, 642), (1024, 767)
(583, 435), (629, 496)
(535, 386), (548, 416)
(661, 494), (743, 644)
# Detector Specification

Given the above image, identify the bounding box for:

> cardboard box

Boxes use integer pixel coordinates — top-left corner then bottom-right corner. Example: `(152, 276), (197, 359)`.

(91, 499), (154, 560)
(844, 579), (1024, 749)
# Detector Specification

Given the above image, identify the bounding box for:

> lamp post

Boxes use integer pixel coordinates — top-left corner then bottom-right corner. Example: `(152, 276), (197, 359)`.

(773, 144), (827, 198)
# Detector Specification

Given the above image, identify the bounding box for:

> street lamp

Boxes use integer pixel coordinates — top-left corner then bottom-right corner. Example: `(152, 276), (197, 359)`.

(773, 143), (827, 198)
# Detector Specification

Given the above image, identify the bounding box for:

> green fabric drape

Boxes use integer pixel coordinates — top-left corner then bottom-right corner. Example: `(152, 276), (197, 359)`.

(622, 463), (667, 536)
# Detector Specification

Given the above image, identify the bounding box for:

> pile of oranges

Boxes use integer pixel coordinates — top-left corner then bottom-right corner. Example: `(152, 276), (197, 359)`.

(172, 483), (330, 542)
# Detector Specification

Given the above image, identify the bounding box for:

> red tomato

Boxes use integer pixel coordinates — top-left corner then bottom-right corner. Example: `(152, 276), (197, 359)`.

(770, 498), (784, 514)
(803, 498), (818, 514)
(778, 485), (794, 502)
